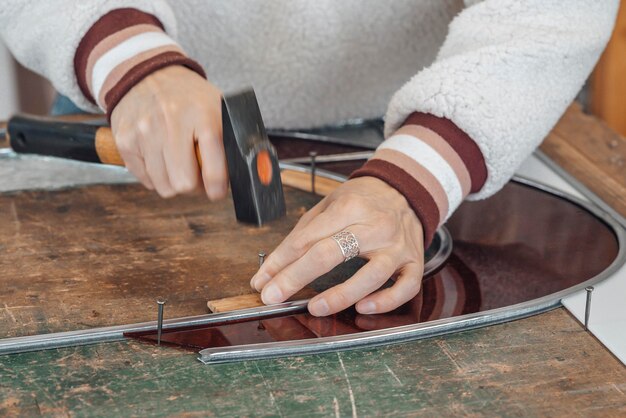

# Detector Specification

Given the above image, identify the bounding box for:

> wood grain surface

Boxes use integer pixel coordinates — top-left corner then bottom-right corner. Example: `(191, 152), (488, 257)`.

(1, 106), (625, 416)
(591, 0), (626, 136)
(0, 184), (317, 338)
(0, 308), (624, 417)
(541, 104), (626, 218)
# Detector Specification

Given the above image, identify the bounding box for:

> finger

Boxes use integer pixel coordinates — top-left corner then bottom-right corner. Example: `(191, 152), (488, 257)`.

(196, 112), (228, 201)
(355, 294), (423, 330)
(355, 262), (423, 314)
(251, 209), (351, 291)
(308, 255), (397, 317)
(290, 196), (331, 233)
(144, 148), (175, 198)
(122, 153), (154, 190)
(162, 127), (201, 195)
(259, 235), (346, 304)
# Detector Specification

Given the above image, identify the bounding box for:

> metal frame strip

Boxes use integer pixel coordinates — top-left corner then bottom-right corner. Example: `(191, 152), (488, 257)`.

(197, 174), (626, 363)
(0, 161), (623, 361)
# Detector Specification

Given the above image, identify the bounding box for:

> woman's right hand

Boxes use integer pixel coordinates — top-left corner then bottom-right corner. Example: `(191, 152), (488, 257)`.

(110, 65), (227, 200)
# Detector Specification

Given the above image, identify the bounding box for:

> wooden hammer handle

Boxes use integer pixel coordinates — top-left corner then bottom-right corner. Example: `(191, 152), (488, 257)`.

(7, 114), (341, 196)
(95, 127), (203, 167)
(7, 114), (202, 167)
(93, 127), (123, 165)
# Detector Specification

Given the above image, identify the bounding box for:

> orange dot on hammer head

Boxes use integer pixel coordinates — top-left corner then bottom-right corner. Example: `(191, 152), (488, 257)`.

(256, 150), (273, 186)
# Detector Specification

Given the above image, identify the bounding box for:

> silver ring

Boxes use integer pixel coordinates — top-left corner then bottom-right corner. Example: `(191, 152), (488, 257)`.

(331, 230), (360, 262)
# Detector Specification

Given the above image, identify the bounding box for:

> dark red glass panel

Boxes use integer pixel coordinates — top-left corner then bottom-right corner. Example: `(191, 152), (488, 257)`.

(127, 141), (620, 351)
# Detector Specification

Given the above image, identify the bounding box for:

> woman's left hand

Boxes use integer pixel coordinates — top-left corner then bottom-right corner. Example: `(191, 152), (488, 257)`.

(250, 176), (425, 316)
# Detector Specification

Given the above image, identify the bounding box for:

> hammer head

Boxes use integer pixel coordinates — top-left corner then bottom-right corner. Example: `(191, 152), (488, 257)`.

(222, 89), (286, 226)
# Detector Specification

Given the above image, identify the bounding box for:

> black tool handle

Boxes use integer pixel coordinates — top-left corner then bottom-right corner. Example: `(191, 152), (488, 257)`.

(8, 115), (104, 163)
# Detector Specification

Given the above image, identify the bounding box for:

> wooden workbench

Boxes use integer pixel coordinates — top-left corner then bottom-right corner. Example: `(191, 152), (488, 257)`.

(0, 104), (625, 416)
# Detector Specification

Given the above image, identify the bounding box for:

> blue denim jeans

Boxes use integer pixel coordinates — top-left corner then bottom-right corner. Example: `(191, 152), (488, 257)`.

(50, 94), (85, 116)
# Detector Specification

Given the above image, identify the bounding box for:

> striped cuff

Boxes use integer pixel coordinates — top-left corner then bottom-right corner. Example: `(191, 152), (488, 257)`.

(74, 8), (206, 119)
(350, 112), (487, 247)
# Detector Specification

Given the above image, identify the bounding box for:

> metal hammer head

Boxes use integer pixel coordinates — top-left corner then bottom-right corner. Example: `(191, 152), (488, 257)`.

(222, 89), (286, 225)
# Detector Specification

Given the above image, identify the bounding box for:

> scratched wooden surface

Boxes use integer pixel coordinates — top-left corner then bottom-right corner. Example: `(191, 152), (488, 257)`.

(0, 184), (322, 338)
(0, 309), (624, 417)
(541, 103), (626, 219)
(1, 105), (626, 416)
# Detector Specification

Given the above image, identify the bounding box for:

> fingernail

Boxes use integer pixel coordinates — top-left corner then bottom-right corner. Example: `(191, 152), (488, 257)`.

(310, 298), (330, 316)
(207, 185), (225, 200)
(253, 273), (271, 292)
(358, 301), (376, 314)
(261, 284), (283, 305)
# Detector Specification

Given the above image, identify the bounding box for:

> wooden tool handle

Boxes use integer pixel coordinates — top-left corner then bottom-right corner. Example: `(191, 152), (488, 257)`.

(8, 114), (341, 196)
(93, 127), (123, 165)
(279, 170), (341, 196)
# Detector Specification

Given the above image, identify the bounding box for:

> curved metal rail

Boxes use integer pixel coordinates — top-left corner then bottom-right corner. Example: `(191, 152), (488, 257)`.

(197, 174), (626, 363)
(0, 168), (623, 360)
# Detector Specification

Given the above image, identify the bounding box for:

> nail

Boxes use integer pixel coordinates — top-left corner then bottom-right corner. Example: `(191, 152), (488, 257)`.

(261, 284), (283, 305)
(253, 272), (271, 292)
(584, 286), (594, 331)
(207, 184), (225, 200)
(258, 251), (266, 268)
(358, 301), (376, 314)
(157, 299), (166, 345)
(310, 298), (330, 316)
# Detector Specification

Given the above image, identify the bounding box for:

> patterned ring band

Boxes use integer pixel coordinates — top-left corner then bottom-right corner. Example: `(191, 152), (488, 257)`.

(331, 230), (360, 263)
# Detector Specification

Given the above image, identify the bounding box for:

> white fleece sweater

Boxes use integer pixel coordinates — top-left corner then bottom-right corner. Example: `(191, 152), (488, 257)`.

(0, 0), (618, 244)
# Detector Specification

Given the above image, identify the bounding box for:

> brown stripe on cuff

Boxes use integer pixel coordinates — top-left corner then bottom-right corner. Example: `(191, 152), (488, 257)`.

(86, 24), (163, 95)
(372, 150), (449, 224)
(394, 124), (471, 197)
(104, 51), (206, 121)
(350, 159), (440, 247)
(75, 8), (165, 104)
(98, 45), (185, 106)
(403, 112), (487, 193)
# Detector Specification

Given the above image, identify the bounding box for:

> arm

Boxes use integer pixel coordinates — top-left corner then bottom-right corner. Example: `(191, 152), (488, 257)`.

(253, 0), (619, 316)
(354, 0), (619, 246)
(0, 2), (227, 200)
(0, 1), (179, 113)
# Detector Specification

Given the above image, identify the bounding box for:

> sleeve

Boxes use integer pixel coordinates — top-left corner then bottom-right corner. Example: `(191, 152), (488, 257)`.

(0, 1), (205, 118)
(351, 0), (619, 246)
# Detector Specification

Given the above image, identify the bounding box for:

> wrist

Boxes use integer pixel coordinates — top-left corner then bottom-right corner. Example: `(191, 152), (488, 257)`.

(74, 8), (205, 120)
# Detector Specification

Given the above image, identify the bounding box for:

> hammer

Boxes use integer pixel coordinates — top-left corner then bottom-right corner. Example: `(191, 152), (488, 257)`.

(6, 89), (286, 226)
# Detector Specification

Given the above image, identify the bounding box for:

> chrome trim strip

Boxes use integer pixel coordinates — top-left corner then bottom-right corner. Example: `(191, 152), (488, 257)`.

(199, 300), (561, 364)
(0, 227), (451, 356)
(198, 174), (626, 364)
(0, 300), (310, 356)
(535, 150), (626, 229)
(282, 151), (373, 164)
(0, 165), (622, 359)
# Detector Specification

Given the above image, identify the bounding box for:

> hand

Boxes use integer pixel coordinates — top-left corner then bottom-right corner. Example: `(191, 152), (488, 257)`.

(250, 176), (425, 316)
(110, 65), (227, 200)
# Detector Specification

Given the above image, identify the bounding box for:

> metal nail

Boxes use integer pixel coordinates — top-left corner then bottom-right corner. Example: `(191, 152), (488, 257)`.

(584, 286), (594, 331)
(258, 251), (266, 268)
(309, 151), (317, 194)
(281, 151), (373, 164)
(157, 300), (166, 345)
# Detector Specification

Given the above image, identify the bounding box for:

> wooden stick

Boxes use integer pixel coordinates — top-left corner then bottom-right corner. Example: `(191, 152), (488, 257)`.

(280, 170), (342, 196)
(207, 288), (318, 313)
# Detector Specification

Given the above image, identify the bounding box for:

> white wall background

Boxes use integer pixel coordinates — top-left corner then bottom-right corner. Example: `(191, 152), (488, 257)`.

(0, 40), (18, 120)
